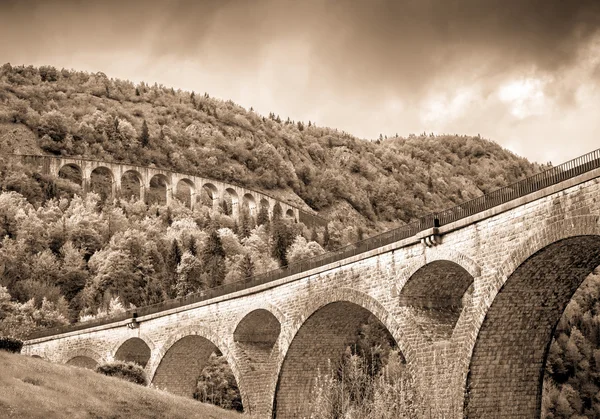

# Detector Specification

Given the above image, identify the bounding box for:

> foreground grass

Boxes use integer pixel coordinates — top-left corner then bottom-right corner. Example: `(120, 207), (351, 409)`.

(0, 351), (246, 419)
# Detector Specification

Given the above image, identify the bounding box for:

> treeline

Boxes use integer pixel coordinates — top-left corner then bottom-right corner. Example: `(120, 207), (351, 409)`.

(543, 270), (600, 418)
(0, 63), (542, 233)
(0, 157), (325, 337)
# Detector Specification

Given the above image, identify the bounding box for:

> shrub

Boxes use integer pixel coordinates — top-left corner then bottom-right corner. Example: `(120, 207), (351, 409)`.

(0, 337), (23, 353)
(95, 361), (148, 386)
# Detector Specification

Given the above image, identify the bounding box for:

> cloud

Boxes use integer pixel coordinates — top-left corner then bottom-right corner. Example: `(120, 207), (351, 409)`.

(1, 0), (599, 162)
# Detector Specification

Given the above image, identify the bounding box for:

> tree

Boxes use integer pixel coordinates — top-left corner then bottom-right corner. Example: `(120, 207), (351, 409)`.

(272, 203), (282, 222)
(164, 239), (182, 297)
(195, 353), (243, 411)
(239, 253), (254, 282)
(323, 224), (331, 249)
(140, 120), (150, 148)
(189, 235), (198, 256)
(256, 204), (269, 227)
(239, 205), (253, 238)
(175, 251), (203, 297)
(38, 110), (69, 142)
(287, 236), (325, 264)
(271, 220), (292, 267)
(201, 230), (226, 288)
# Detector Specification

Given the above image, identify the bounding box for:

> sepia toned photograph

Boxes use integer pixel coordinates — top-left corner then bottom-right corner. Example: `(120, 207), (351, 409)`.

(1, 1), (600, 418)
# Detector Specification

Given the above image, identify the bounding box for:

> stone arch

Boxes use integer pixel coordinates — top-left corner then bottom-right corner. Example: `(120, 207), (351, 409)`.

(463, 215), (600, 418)
(397, 260), (476, 342)
(242, 193), (257, 215)
(147, 173), (170, 205)
(150, 327), (246, 409)
(285, 209), (295, 219)
(273, 287), (417, 418)
(58, 163), (83, 187)
(90, 166), (115, 200)
(67, 356), (98, 369)
(201, 182), (219, 208)
(260, 198), (270, 209)
(394, 249), (481, 294)
(223, 188), (239, 216)
(175, 178), (195, 208)
(62, 347), (103, 368)
(272, 202), (283, 219)
(114, 337), (152, 368)
(234, 309), (281, 359)
(121, 169), (143, 201)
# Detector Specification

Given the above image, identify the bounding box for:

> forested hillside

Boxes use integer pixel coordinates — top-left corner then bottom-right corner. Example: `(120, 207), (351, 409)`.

(1, 63), (596, 417)
(0, 63), (542, 235)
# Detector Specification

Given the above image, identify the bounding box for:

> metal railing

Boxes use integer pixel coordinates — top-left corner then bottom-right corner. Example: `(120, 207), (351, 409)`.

(9, 153), (328, 227)
(26, 147), (600, 340)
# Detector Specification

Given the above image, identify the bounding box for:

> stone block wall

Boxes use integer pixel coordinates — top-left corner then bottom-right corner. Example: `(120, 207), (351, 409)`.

(23, 171), (600, 418)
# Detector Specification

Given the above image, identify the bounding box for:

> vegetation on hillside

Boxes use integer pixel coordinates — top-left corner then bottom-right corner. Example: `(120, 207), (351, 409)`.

(542, 270), (600, 418)
(0, 63), (543, 234)
(1, 63), (598, 416)
(0, 156), (323, 333)
(0, 351), (246, 419)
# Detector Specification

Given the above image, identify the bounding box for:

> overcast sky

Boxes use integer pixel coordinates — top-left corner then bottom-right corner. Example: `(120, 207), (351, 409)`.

(1, 0), (600, 164)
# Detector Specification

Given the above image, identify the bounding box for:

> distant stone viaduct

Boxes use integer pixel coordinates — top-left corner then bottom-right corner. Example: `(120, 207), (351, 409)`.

(22, 149), (600, 418)
(11, 154), (325, 226)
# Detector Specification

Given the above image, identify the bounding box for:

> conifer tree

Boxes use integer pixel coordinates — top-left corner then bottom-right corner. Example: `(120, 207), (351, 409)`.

(140, 120), (149, 148)
(239, 253), (254, 282)
(239, 205), (253, 238)
(189, 235), (198, 257)
(164, 239), (182, 298)
(256, 204), (269, 227)
(323, 224), (331, 249)
(272, 203), (283, 222)
(202, 230), (226, 288)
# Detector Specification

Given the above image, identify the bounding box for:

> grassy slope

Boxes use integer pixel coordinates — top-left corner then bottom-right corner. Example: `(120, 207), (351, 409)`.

(0, 351), (246, 419)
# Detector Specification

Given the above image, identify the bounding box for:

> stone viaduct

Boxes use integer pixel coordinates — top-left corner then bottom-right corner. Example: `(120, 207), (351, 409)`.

(10, 154), (325, 226)
(22, 148), (600, 418)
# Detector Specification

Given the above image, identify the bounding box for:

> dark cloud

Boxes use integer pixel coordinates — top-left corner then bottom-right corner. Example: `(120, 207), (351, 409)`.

(2, 0), (599, 96)
(0, 0), (599, 162)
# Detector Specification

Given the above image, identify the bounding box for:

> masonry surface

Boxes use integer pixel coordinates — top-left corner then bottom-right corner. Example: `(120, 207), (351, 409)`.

(12, 154), (324, 225)
(23, 167), (600, 418)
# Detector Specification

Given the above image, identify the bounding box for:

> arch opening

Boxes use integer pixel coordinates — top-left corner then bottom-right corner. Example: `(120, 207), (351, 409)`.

(58, 164), (83, 188)
(152, 335), (243, 411)
(147, 174), (169, 206)
(222, 188), (238, 216)
(175, 178), (195, 208)
(66, 356), (98, 370)
(242, 194), (257, 215)
(114, 337), (151, 368)
(465, 235), (600, 418)
(285, 209), (295, 219)
(399, 260), (474, 342)
(234, 309), (281, 364)
(121, 170), (142, 201)
(274, 301), (409, 418)
(90, 166), (114, 201)
(201, 183), (218, 209)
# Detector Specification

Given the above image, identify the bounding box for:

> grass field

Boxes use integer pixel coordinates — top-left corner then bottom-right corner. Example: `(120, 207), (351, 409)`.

(0, 351), (247, 419)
